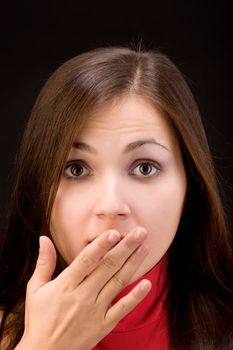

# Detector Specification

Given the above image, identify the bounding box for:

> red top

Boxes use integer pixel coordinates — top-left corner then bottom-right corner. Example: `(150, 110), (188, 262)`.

(92, 254), (170, 350)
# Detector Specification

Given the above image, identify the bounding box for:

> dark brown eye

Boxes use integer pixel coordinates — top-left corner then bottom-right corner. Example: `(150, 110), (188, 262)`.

(70, 164), (83, 176)
(132, 160), (160, 178)
(140, 163), (152, 175)
(64, 161), (91, 179)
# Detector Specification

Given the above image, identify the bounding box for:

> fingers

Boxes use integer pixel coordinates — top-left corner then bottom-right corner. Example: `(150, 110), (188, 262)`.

(96, 243), (149, 305)
(81, 228), (148, 295)
(28, 236), (57, 293)
(105, 279), (152, 327)
(56, 229), (122, 288)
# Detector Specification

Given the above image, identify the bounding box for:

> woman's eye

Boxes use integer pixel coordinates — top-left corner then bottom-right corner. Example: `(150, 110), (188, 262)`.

(64, 161), (91, 179)
(63, 159), (160, 180)
(131, 160), (160, 178)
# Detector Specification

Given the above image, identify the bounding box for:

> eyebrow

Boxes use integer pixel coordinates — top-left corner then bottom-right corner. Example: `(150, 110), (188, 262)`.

(72, 138), (170, 154)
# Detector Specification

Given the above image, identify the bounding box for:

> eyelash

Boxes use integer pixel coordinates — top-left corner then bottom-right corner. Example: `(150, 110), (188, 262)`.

(63, 159), (161, 181)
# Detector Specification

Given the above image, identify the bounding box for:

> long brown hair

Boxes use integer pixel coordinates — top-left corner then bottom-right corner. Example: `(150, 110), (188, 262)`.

(0, 45), (232, 349)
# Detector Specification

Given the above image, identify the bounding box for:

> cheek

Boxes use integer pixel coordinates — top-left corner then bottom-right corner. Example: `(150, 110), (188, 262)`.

(153, 184), (185, 230)
(50, 187), (86, 263)
(139, 175), (186, 259)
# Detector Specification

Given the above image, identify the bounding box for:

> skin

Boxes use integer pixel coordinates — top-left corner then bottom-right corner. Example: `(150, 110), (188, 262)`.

(17, 229), (151, 350)
(13, 95), (188, 350)
(50, 95), (187, 283)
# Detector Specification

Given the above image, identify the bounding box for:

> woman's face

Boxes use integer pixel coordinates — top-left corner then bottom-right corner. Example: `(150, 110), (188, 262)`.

(50, 95), (187, 282)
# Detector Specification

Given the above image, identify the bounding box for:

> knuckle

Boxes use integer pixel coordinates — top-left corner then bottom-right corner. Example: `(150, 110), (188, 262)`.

(56, 279), (71, 294)
(131, 289), (140, 301)
(119, 300), (130, 314)
(78, 253), (95, 267)
(36, 257), (47, 266)
(125, 237), (135, 250)
(112, 275), (127, 289)
(102, 256), (120, 270)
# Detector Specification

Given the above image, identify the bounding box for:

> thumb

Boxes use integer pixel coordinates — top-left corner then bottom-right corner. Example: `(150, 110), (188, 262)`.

(29, 235), (57, 292)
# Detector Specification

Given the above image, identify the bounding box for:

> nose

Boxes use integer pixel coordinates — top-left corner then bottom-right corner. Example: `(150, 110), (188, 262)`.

(93, 177), (131, 221)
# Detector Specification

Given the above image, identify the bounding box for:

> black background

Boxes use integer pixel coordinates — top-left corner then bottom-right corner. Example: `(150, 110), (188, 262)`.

(0, 0), (232, 231)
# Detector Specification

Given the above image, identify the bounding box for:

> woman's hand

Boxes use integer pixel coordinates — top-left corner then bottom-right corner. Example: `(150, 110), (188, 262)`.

(16, 227), (151, 350)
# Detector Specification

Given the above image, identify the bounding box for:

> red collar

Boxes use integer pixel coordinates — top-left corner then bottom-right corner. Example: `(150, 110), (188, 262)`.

(110, 252), (169, 332)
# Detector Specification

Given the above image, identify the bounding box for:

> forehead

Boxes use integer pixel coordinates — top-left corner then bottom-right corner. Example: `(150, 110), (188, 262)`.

(76, 95), (179, 150)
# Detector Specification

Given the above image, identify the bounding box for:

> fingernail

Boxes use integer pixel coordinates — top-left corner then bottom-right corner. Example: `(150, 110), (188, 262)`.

(140, 280), (151, 292)
(39, 236), (48, 253)
(108, 230), (121, 243)
(134, 228), (147, 241)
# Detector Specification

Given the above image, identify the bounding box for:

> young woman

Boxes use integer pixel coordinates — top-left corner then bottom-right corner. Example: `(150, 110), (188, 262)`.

(0, 46), (232, 350)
